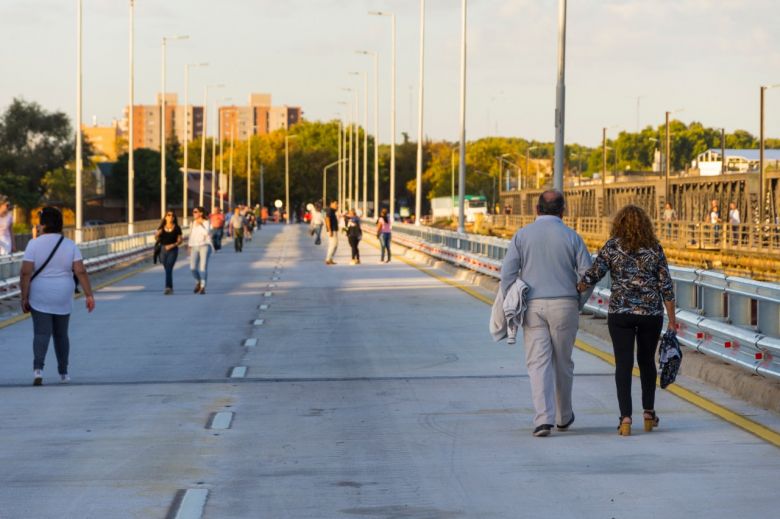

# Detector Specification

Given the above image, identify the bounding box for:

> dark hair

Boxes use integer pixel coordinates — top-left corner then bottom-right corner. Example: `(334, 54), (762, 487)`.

(380, 208), (388, 223)
(159, 210), (179, 229)
(39, 206), (63, 233)
(193, 206), (206, 216)
(537, 190), (565, 216)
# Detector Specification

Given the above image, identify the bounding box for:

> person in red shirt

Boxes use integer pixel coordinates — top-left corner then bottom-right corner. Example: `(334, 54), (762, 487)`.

(209, 207), (225, 251)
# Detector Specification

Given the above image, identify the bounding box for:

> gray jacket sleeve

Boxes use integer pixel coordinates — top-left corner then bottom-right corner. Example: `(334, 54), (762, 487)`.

(573, 233), (592, 277)
(500, 232), (522, 297)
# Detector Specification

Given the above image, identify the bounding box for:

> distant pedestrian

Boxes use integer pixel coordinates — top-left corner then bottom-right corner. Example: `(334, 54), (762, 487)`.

(346, 209), (362, 265)
(189, 206), (212, 294)
(310, 203), (324, 245)
(19, 206), (95, 385)
(376, 208), (392, 263)
(499, 190), (592, 437)
(155, 210), (183, 295)
(0, 194), (14, 255)
(578, 205), (676, 436)
(324, 200), (339, 265)
(662, 202), (676, 239)
(728, 201), (741, 245)
(708, 199), (721, 244)
(231, 207), (245, 252)
(209, 207), (225, 251)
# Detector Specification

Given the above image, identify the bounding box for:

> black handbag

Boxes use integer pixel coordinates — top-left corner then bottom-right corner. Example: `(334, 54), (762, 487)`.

(153, 240), (162, 264)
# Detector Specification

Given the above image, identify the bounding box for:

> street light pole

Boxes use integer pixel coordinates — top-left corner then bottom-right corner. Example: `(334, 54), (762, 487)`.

(228, 110), (235, 211)
(553, 0), (567, 191)
(369, 11), (396, 219)
(414, 0), (426, 225)
(184, 62), (207, 225)
(357, 51), (379, 215)
(247, 124), (254, 206)
(363, 70), (369, 216)
(160, 35), (188, 218)
(285, 133), (298, 224)
(457, 0), (467, 234)
(128, 0), (135, 235)
(199, 84), (223, 208)
(665, 111), (670, 203)
(759, 85), (780, 223)
(323, 159), (342, 208)
(75, 0), (83, 244)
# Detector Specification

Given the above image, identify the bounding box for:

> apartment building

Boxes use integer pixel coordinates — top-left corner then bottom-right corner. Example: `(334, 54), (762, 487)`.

(218, 93), (302, 139)
(121, 93), (204, 151)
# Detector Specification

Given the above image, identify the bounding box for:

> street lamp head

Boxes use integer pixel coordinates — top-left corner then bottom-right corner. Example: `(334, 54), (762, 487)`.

(368, 11), (388, 16)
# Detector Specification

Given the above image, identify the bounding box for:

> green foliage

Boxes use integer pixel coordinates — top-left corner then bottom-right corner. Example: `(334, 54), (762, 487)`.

(108, 145), (182, 209)
(0, 98), (75, 210)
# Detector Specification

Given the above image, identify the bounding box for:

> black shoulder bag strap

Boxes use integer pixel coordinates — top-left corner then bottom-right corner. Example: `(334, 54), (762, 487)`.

(30, 235), (65, 282)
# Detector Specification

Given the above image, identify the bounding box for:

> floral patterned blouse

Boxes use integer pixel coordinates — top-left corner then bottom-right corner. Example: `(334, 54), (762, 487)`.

(580, 238), (675, 316)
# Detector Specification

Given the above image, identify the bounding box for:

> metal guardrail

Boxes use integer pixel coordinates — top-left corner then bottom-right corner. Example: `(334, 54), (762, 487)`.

(388, 222), (780, 381)
(12, 220), (161, 252)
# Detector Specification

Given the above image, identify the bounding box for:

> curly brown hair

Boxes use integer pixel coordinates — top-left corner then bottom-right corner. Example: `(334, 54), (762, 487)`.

(610, 205), (658, 252)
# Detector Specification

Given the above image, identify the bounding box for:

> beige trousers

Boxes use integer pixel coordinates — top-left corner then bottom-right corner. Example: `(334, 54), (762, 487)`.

(326, 233), (338, 261)
(521, 298), (579, 427)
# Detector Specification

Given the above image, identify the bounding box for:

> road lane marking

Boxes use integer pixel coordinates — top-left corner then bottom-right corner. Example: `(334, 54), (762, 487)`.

(253, 319), (265, 326)
(243, 338), (257, 347)
(207, 411), (234, 430)
(258, 304), (269, 310)
(268, 283), (277, 288)
(230, 366), (247, 378)
(168, 488), (209, 519)
(264, 291), (273, 297)
(394, 244), (780, 449)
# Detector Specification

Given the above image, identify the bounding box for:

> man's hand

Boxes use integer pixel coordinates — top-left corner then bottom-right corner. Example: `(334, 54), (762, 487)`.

(85, 295), (95, 313)
(21, 298), (31, 314)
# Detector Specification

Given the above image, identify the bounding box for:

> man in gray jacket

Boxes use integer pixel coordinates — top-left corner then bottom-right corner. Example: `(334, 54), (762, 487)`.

(500, 190), (592, 437)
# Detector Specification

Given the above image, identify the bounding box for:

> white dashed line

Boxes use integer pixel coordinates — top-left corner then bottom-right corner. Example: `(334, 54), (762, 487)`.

(208, 411), (234, 430)
(170, 488), (209, 519)
(244, 338), (257, 347)
(230, 366), (247, 378)
(258, 304), (269, 310)
(264, 292), (273, 297)
(253, 319), (265, 326)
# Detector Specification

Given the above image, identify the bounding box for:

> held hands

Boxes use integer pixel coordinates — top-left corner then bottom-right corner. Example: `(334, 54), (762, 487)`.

(576, 281), (588, 293)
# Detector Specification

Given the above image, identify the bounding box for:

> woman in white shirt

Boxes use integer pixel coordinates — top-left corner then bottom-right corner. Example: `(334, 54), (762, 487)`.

(19, 207), (95, 385)
(189, 206), (212, 294)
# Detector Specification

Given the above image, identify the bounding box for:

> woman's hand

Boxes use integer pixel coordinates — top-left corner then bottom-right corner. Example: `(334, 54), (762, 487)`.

(21, 297), (31, 314)
(85, 295), (95, 313)
(576, 281), (588, 293)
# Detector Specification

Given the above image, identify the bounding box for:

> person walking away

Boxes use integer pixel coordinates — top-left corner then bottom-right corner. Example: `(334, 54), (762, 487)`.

(231, 207), (245, 252)
(19, 207), (95, 385)
(375, 208), (392, 263)
(662, 202), (676, 240)
(155, 210), (183, 295)
(209, 207), (225, 251)
(577, 204), (676, 436)
(0, 194), (14, 256)
(244, 209), (255, 241)
(728, 201), (741, 245)
(499, 190), (592, 437)
(310, 203), (325, 245)
(189, 206), (212, 294)
(346, 209), (362, 265)
(324, 200), (339, 265)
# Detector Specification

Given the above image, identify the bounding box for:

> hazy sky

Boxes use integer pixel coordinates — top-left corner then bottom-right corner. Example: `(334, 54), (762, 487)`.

(1, 0), (779, 147)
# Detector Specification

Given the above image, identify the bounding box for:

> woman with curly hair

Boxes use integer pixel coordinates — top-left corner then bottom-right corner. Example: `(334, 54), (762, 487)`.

(577, 205), (676, 436)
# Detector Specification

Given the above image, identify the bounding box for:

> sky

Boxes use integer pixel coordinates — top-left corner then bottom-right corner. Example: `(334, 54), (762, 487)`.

(1, 0), (779, 147)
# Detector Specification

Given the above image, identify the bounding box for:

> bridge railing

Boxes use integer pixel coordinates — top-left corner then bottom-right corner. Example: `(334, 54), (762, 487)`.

(13, 220), (161, 252)
(388, 222), (780, 381)
(486, 215), (780, 255)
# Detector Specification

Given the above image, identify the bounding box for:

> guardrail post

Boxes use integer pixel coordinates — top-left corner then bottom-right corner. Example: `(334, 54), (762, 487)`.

(758, 300), (780, 337)
(673, 267), (698, 312)
(698, 271), (728, 320)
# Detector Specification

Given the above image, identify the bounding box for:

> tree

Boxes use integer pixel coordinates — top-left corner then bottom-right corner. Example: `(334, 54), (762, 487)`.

(0, 98), (74, 211)
(108, 146), (181, 211)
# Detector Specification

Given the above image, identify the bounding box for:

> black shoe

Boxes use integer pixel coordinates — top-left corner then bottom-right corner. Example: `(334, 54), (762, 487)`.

(557, 413), (575, 431)
(533, 424), (553, 437)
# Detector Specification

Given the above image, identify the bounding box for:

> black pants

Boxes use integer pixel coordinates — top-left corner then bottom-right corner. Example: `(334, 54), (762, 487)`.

(607, 313), (663, 418)
(31, 309), (70, 374)
(348, 236), (360, 260)
(233, 229), (243, 252)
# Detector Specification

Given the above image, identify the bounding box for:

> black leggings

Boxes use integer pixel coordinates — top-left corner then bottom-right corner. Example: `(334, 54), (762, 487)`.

(348, 236), (360, 260)
(607, 313), (663, 418)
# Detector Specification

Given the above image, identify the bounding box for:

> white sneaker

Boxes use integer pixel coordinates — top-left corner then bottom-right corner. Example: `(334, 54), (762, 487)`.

(60, 374), (70, 384)
(33, 369), (43, 386)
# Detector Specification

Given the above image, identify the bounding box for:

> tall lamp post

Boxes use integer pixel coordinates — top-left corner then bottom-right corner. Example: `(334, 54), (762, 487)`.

(128, 0), (135, 235)
(285, 133), (298, 224)
(760, 84), (780, 223)
(342, 88), (353, 208)
(160, 34), (189, 217)
(414, 0), (426, 225)
(348, 72), (363, 212)
(369, 10), (396, 219)
(183, 62), (208, 225)
(323, 159), (343, 207)
(356, 50), (379, 216)
(199, 84), (223, 208)
(526, 145), (538, 190)
(664, 108), (684, 205)
(457, 0), (467, 233)
(553, 0), (567, 191)
(75, 0), (83, 244)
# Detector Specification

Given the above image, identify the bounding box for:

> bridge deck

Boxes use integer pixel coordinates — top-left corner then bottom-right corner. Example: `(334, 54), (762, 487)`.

(0, 225), (777, 518)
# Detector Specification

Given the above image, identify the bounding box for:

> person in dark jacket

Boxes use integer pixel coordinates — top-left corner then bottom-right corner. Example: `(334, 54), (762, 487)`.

(578, 205), (677, 436)
(346, 209), (362, 265)
(155, 210), (183, 294)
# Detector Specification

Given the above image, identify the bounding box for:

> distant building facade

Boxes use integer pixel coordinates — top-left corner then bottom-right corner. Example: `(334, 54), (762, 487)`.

(693, 148), (780, 176)
(218, 93), (302, 139)
(82, 121), (121, 162)
(121, 93), (204, 151)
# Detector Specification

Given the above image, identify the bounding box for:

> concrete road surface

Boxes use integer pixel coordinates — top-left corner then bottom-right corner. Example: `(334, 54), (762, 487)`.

(0, 225), (777, 519)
